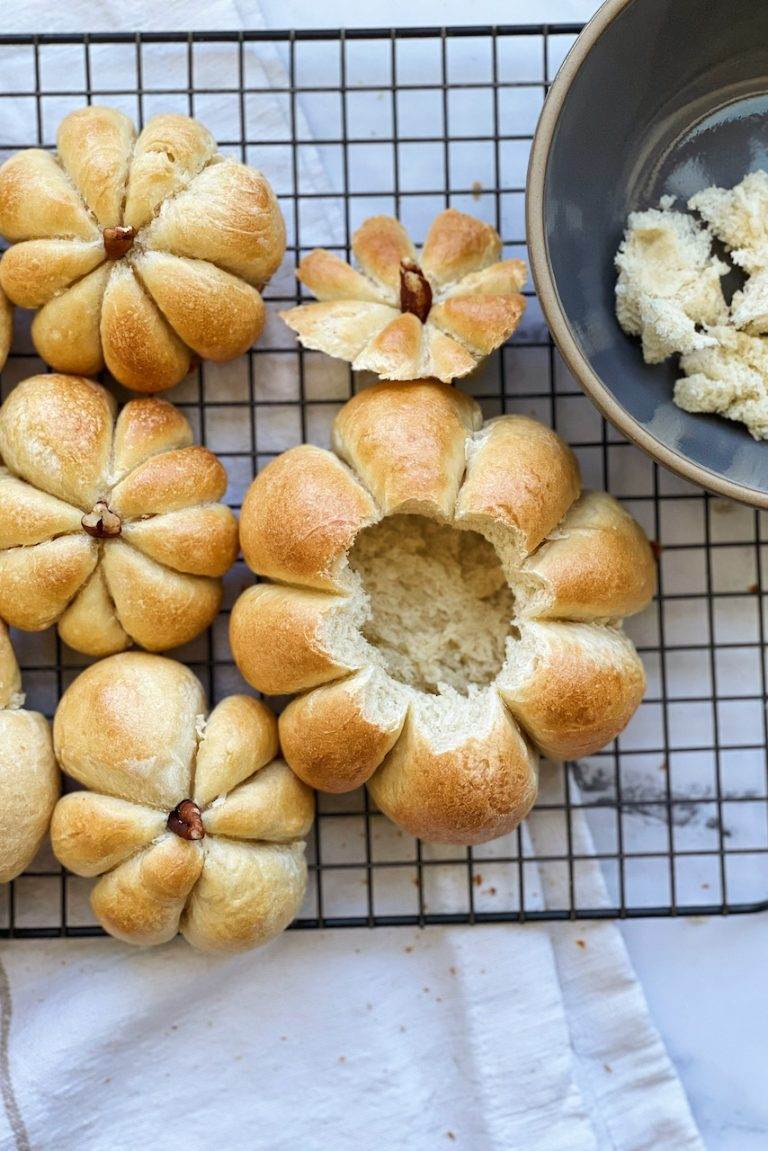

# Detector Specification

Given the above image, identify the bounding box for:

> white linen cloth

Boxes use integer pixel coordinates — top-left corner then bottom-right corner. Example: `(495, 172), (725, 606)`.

(0, 1), (704, 1147)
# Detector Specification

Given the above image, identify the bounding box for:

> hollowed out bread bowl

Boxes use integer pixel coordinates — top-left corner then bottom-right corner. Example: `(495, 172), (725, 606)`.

(0, 373), (238, 655)
(230, 381), (656, 846)
(0, 106), (285, 393)
(0, 621), (59, 882)
(50, 653), (314, 952)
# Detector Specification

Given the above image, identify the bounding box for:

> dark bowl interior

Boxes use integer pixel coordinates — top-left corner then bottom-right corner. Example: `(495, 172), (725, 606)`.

(538, 0), (768, 501)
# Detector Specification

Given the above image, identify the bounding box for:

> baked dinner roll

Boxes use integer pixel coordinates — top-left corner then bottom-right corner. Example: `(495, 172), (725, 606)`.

(0, 373), (238, 655)
(0, 622), (59, 881)
(281, 209), (526, 382)
(50, 653), (313, 951)
(230, 381), (656, 846)
(0, 106), (285, 392)
(0, 285), (11, 372)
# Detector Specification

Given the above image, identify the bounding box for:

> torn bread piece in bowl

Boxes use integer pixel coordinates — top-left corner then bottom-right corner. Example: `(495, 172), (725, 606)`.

(50, 653), (314, 952)
(280, 209), (526, 382)
(0, 106), (285, 393)
(230, 381), (656, 846)
(0, 374), (238, 656)
(0, 621), (59, 882)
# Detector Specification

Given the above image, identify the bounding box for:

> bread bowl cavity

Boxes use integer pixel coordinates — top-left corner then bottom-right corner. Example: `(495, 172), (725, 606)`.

(230, 381), (656, 846)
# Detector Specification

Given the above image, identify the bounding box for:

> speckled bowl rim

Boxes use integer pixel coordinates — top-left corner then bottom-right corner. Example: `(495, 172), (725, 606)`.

(526, 0), (768, 508)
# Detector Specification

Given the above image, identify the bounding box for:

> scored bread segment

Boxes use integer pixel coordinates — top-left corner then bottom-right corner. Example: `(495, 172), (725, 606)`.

(332, 380), (480, 518)
(239, 445), (378, 593)
(516, 490), (657, 621)
(498, 620), (647, 761)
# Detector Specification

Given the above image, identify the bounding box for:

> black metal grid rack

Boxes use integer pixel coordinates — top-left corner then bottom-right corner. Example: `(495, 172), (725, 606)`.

(1, 24), (767, 938)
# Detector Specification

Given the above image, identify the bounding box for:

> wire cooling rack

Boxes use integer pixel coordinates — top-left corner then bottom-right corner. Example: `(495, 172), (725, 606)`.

(1, 24), (767, 939)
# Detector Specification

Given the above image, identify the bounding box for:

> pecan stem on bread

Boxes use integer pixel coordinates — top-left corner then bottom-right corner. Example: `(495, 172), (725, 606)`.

(102, 225), (136, 260)
(399, 259), (433, 323)
(167, 799), (205, 841)
(81, 500), (122, 539)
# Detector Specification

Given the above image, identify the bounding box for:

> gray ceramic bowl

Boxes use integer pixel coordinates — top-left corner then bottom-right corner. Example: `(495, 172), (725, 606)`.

(527, 0), (768, 506)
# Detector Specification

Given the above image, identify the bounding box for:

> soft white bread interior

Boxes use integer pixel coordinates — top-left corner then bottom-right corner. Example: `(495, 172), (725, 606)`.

(51, 653), (313, 952)
(0, 622), (59, 882)
(232, 381), (655, 846)
(615, 202), (728, 363)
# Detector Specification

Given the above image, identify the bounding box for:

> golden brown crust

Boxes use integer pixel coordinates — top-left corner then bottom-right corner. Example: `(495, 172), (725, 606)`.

(456, 416), (581, 557)
(519, 491), (657, 621)
(112, 396), (193, 477)
(193, 694), (278, 807)
(110, 445), (228, 517)
(0, 285), (10, 372)
(0, 110), (284, 392)
(91, 835), (204, 947)
(443, 258), (527, 299)
(135, 250), (266, 361)
(499, 621), (647, 761)
(51, 791), (166, 878)
(145, 158), (286, 287)
(230, 584), (359, 695)
(0, 709), (59, 882)
(332, 380), (481, 517)
(124, 113), (216, 231)
(229, 382), (650, 847)
(0, 621), (21, 709)
(0, 149), (98, 242)
(0, 470), (83, 548)
(202, 760), (314, 841)
(352, 312), (425, 378)
(57, 106), (135, 228)
(32, 264), (110, 377)
(58, 565), (131, 656)
(420, 208), (502, 287)
(53, 652), (204, 807)
(279, 669), (408, 792)
(0, 373), (115, 508)
(352, 215), (416, 291)
(180, 838), (306, 954)
(368, 693), (538, 845)
(282, 211), (525, 384)
(0, 535), (98, 631)
(0, 374), (236, 656)
(101, 263), (191, 393)
(239, 446), (378, 591)
(122, 504), (239, 577)
(101, 540), (223, 654)
(297, 248), (385, 303)
(0, 239), (105, 308)
(429, 293), (525, 356)
(50, 653), (312, 952)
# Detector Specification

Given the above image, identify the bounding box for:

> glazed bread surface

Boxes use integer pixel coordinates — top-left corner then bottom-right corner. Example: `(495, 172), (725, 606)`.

(231, 381), (656, 846)
(0, 373), (238, 655)
(0, 107), (285, 392)
(51, 652), (313, 952)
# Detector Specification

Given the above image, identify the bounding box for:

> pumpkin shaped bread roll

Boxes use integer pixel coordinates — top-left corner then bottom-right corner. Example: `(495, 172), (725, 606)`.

(0, 373), (238, 655)
(231, 381), (656, 846)
(0, 622), (59, 882)
(51, 653), (313, 952)
(0, 107), (285, 392)
(281, 209), (526, 383)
